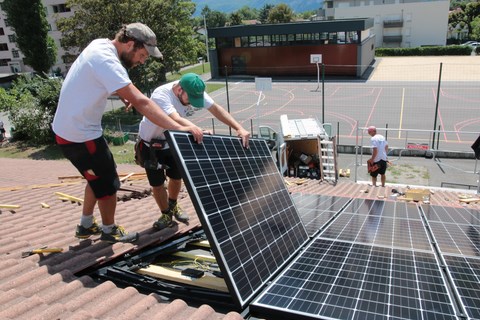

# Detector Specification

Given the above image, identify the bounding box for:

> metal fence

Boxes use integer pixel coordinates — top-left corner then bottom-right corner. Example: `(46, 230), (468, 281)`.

(187, 60), (480, 155)
(108, 59), (480, 190)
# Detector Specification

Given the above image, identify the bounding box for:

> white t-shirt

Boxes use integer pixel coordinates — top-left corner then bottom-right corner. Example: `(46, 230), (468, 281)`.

(371, 134), (388, 162)
(52, 38), (131, 142)
(138, 81), (214, 142)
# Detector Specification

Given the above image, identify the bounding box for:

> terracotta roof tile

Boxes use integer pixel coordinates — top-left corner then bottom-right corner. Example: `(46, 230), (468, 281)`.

(1, 158), (478, 320)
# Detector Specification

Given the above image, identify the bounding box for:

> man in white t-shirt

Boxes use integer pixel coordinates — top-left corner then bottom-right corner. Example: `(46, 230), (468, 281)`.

(52, 23), (204, 243)
(367, 126), (389, 187)
(135, 73), (250, 230)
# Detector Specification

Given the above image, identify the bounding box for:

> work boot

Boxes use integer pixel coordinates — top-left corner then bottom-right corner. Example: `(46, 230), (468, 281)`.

(170, 202), (189, 223)
(153, 213), (174, 230)
(100, 225), (139, 243)
(75, 219), (101, 239)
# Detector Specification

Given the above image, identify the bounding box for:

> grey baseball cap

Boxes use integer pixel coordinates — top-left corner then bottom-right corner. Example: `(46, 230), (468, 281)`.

(125, 22), (163, 58)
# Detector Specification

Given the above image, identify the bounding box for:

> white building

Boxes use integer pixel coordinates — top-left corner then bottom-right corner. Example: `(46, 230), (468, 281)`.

(319, 0), (449, 48)
(0, 0), (75, 75)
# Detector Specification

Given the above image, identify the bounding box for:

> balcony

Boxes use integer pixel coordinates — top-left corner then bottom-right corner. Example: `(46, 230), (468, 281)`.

(383, 20), (403, 28)
(383, 35), (402, 43)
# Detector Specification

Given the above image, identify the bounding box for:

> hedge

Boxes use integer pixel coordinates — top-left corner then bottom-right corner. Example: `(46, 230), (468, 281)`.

(375, 45), (472, 57)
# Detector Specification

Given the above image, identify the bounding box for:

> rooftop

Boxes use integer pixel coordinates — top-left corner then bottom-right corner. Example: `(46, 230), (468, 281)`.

(1, 156), (479, 319)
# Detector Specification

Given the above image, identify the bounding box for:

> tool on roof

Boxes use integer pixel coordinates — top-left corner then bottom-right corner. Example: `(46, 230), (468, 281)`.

(22, 246), (63, 258)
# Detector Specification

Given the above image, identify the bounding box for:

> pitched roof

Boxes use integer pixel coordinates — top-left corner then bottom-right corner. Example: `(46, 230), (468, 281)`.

(0, 158), (478, 319)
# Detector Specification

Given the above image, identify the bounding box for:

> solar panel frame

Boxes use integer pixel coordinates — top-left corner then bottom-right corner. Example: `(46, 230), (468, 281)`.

(165, 131), (310, 308)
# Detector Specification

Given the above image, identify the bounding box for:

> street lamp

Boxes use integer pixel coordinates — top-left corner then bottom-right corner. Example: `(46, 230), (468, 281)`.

(203, 14), (209, 63)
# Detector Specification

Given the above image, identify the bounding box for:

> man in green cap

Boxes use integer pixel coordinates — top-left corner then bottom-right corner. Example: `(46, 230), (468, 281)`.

(134, 73), (250, 230)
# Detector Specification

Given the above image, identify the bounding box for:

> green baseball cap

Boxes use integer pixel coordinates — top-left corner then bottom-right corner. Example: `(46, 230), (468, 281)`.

(179, 73), (205, 108)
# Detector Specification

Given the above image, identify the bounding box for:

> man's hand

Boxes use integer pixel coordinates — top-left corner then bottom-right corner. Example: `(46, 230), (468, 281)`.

(180, 125), (204, 143)
(237, 128), (250, 148)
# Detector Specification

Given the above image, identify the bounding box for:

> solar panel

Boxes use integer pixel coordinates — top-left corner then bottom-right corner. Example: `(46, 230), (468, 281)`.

(422, 205), (480, 318)
(322, 199), (432, 251)
(251, 200), (460, 319)
(165, 131), (309, 308)
(252, 238), (458, 320)
(422, 205), (480, 257)
(292, 194), (351, 236)
(165, 131), (477, 318)
(443, 255), (480, 319)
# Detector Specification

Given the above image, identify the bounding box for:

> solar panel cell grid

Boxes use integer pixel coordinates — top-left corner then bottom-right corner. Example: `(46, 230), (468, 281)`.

(252, 239), (457, 320)
(165, 132), (309, 308)
(166, 132), (477, 319)
(292, 194), (351, 236)
(444, 255), (480, 319)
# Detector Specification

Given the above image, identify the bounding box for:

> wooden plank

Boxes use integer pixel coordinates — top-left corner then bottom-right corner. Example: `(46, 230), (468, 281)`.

(55, 192), (83, 203)
(137, 265), (228, 292)
(459, 198), (480, 203)
(120, 172), (135, 183)
(188, 240), (211, 248)
(172, 251), (217, 263)
(0, 204), (21, 209)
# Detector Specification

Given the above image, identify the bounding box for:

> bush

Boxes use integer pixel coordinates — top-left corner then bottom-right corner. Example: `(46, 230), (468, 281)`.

(0, 75), (62, 145)
(375, 45), (472, 57)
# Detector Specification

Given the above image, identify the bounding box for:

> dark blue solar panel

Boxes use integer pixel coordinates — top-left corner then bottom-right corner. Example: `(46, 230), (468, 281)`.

(444, 255), (480, 319)
(165, 131), (309, 308)
(252, 238), (457, 320)
(320, 199), (431, 251)
(423, 205), (480, 257)
(291, 194), (351, 236)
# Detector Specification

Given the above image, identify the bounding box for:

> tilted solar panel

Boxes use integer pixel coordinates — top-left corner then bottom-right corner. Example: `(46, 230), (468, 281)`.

(252, 239), (458, 320)
(165, 131), (309, 308)
(292, 194), (351, 236)
(422, 205), (480, 318)
(251, 200), (460, 319)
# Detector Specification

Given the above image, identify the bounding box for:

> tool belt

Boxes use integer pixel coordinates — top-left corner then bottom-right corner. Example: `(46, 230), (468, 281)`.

(134, 138), (168, 170)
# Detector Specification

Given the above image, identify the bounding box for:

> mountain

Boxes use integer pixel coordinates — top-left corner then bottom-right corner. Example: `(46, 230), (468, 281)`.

(191, 0), (323, 16)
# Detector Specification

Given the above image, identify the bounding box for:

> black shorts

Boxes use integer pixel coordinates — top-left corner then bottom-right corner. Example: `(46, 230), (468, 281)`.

(370, 159), (387, 177)
(139, 142), (182, 186)
(56, 135), (120, 199)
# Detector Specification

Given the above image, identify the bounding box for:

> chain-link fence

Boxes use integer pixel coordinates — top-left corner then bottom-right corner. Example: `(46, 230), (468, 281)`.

(109, 58), (480, 189)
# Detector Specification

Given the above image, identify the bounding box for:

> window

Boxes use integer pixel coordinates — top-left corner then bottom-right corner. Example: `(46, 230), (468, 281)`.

(4, 19), (10, 27)
(8, 34), (16, 43)
(0, 43), (8, 51)
(0, 28), (4, 36)
(12, 49), (19, 58)
(0, 59), (9, 66)
(52, 4), (71, 13)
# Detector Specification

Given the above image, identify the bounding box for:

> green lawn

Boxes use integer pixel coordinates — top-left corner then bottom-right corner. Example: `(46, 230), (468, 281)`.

(0, 63), (220, 164)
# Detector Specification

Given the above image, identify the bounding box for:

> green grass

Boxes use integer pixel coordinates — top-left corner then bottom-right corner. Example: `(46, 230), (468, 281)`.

(0, 63), (220, 164)
(166, 63), (211, 82)
(0, 140), (137, 164)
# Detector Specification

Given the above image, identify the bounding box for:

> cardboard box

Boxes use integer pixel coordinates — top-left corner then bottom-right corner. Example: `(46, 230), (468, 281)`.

(405, 189), (430, 202)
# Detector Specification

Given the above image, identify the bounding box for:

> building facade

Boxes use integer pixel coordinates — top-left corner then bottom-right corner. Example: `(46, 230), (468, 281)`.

(0, 0), (74, 76)
(320, 0), (449, 48)
(208, 18), (376, 78)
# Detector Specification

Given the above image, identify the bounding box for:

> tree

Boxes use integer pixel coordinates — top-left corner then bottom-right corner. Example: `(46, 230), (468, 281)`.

(464, 2), (480, 36)
(201, 6), (228, 28)
(470, 16), (480, 40)
(267, 3), (294, 24)
(229, 12), (243, 26)
(259, 4), (274, 24)
(56, 0), (201, 90)
(236, 6), (258, 21)
(2, 0), (56, 76)
(0, 75), (62, 144)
